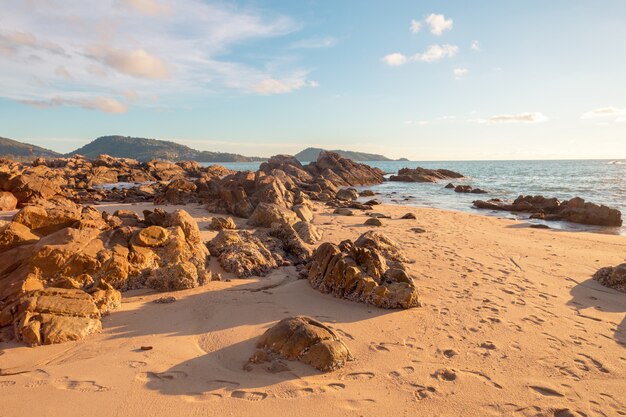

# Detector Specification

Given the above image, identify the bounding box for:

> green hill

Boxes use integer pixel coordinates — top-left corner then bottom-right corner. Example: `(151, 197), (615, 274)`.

(295, 147), (398, 162)
(68, 136), (264, 162)
(0, 136), (61, 161)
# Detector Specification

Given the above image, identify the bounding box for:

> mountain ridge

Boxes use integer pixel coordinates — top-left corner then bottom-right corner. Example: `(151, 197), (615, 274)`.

(0, 136), (62, 161)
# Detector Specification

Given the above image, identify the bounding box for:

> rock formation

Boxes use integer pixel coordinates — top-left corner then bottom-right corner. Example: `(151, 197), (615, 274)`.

(593, 264), (626, 292)
(390, 167), (463, 183)
(307, 231), (420, 309)
(473, 196), (622, 227)
(248, 316), (353, 372)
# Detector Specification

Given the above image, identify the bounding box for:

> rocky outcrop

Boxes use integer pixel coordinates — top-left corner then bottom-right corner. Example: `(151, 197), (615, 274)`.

(305, 151), (385, 187)
(473, 196), (622, 227)
(248, 316), (353, 372)
(453, 185), (488, 194)
(307, 231), (420, 309)
(0, 191), (18, 211)
(247, 203), (299, 228)
(593, 264), (626, 292)
(207, 222), (312, 278)
(390, 167), (463, 183)
(207, 217), (236, 231)
(0, 202), (212, 345)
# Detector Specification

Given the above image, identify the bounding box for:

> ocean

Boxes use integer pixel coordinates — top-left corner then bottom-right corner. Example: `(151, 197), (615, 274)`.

(201, 159), (626, 235)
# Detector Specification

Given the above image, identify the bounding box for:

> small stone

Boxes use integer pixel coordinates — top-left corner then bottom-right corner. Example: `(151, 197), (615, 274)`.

(153, 296), (177, 304)
(364, 217), (383, 226)
(140, 346), (153, 351)
(401, 213), (417, 219)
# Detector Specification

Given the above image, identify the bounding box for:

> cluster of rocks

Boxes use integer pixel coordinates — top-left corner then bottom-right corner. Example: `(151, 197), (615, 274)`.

(593, 264), (626, 292)
(473, 196), (622, 227)
(0, 197), (211, 345)
(390, 167), (464, 183)
(307, 231), (420, 309)
(445, 183), (488, 194)
(247, 316), (353, 372)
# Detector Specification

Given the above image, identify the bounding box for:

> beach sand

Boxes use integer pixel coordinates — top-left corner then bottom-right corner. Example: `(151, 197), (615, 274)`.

(1, 202), (625, 417)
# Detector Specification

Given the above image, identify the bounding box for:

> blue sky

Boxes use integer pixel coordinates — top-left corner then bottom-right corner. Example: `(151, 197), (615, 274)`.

(0, 0), (625, 160)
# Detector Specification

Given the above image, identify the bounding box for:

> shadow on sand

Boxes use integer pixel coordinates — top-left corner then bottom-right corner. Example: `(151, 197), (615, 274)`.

(567, 278), (626, 348)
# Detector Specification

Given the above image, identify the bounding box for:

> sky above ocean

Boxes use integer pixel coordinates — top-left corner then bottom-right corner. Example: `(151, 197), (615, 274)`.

(0, 0), (625, 160)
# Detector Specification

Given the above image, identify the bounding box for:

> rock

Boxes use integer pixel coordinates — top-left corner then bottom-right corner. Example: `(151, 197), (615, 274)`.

(135, 226), (169, 247)
(251, 316), (353, 372)
(473, 196), (622, 227)
(0, 191), (18, 211)
(365, 199), (381, 206)
(13, 202), (81, 235)
(410, 227), (426, 233)
(444, 183), (455, 189)
(0, 222), (39, 252)
(307, 232), (419, 309)
(333, 208), (354, 216)
(390, 167), (463, 183)
(154, 296), (176, 304)
(247, 203), (299, 228)
(359, 190), (376, 197)
(207, 217), (237, 231)
(530, 224), (550, 229)
(454, 185), (488, 194)
(267, 222), (312, 264)
(293, 221), (322, 244)
(593, 264), (626, 292)
(336, 188), (359, 201)
(364, 217), (383, 226)
(14, 288), (102, 346)
(401, 213), (417, 219)
(306, 151), (385, 187)
(207, 230), (279, 277)
(154, 179), (197, 205)
(292, 204), (313, 222)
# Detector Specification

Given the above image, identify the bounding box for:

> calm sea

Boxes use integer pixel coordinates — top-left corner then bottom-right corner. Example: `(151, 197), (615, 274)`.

(202, 160), (626, 235)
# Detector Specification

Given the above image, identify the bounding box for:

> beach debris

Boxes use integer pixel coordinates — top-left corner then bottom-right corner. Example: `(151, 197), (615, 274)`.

(474, 196), (622, 227)
(593, 264), (626, 292)
(247, 316), (353, 372)
(307, 231), (419, 309)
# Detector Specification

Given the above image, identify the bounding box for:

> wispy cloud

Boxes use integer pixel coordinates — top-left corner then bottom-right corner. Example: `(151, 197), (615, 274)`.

(290, 37), (336, 49)
(453, 67), (468, 79)
(470, 40), (480, 51)
(254, 78), (318, 95)
(412, 44), (459, 63)
(425, 14), (453, 36)
(487, 112), (548, 124)
(381, 53), (408, 66)
(409, 19), (422, 34)
(0, 1), (316, 113)
(581, 106), (626, 122)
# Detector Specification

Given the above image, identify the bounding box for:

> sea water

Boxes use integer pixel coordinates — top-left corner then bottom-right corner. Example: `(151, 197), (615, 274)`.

(202, 160), (626, 235)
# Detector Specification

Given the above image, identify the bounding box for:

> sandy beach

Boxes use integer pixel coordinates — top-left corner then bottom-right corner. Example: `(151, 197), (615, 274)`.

(1, 202), (624, 417)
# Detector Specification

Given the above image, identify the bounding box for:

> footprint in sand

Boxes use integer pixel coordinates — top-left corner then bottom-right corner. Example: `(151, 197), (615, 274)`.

(230, 390), (268, 401)
(0, 380), (16, 387)
(136, 371), (188, 382)
(127, 361), (147, 369)
(432, 368), (457, 382)
(344, 372), (375, 381)
(53, 377), (110, 392)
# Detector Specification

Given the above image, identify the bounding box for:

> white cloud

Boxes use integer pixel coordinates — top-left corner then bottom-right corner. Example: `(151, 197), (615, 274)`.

(254, 78), (318, 95)
(471, 40), (480, 51)
(453, 67), (468, 79)
(86, 46), (170, 79)
(410, 19), (422, 34)
(425, 14), (453, 36)
(19, 96), (128, 113)
(581, 106), (626, 122)
(382, 52), (408, 66)
(488, 112), (548, 124)
(411, 44), (458, 63)
(0, 1), (311, 113)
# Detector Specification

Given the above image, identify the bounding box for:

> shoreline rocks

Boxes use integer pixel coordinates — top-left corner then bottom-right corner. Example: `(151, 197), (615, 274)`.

(390, 167), (463, 183)
(593, 264), (626, 292)
(473, 196), (622, 227)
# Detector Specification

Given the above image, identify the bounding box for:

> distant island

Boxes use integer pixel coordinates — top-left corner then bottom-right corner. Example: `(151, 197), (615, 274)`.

(294, 147), (407, 162)
(0, 135), (264, 163)
(68, 136), (265, 162)
(0, 136), (61, 161)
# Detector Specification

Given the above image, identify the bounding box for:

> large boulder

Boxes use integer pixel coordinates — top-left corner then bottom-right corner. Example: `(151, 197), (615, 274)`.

(390, 167), (463, 183)
(249, 316), (353, 372)
(207, 230), (279, 277)
(0, 191), (18, 211)
(247, 203), (299, 228)
(306, 151), (385, 187)
(307, 231), (419, 309)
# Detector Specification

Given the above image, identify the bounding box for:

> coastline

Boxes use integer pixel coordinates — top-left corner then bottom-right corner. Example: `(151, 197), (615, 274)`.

(1, 201), (625, 417)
